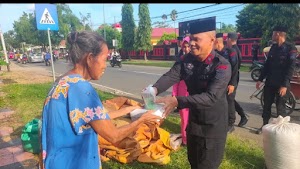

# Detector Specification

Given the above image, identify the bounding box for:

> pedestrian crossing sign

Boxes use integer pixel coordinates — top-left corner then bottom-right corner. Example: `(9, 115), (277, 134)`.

(35, 4), (59, 31)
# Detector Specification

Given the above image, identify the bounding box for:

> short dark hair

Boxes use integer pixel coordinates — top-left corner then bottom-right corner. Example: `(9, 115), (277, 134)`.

(67, 31), (107, 65)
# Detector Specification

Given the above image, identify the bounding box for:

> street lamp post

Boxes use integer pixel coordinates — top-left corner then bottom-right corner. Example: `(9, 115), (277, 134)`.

(103, 4), (106, 40)
(0, 25), (10, 71)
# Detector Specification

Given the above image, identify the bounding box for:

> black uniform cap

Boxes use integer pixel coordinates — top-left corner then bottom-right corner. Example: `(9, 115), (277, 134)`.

(228, 32), (238, 40)
(273, 26), (287, 32)
(189, 17), (216, 34)
(177, 36), (183, 41)
(216, 33), (223, 38)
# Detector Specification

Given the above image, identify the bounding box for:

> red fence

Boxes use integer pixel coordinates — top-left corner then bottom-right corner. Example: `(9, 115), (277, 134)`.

(120, 38), (300, 63)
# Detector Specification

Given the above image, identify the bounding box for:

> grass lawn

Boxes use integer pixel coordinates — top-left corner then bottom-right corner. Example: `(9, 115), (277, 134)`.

(0, 82), (264, 168)
(121, 59), (251, 72)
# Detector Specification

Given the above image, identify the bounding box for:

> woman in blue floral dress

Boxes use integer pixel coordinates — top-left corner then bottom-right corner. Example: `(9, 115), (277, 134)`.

(40, 31), (162, 169)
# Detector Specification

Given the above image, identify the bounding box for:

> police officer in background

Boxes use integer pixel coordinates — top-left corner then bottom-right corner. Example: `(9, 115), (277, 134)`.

(175, 36), (184, 62)
(226, 32), (248, 132)
(256, 26), (298, 134)
(252, 40), (260, 62)
(215, 33), (248, 133)
(144, 17), (232, 169)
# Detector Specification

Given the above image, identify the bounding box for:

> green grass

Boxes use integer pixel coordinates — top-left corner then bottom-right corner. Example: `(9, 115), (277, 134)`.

(0, 82), (116, 134)
(240, 64), (251, 72)
(0, 83), (264, 168)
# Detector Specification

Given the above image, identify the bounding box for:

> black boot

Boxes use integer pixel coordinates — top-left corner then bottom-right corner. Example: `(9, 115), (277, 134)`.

(256, 119), (269, 135)
(238, 114), (249, 127)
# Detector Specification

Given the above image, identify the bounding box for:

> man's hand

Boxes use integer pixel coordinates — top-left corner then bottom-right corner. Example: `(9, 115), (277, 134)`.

(140, 110), (162, 126)
(142, 86), (158, 96)
(256, 81), (262, 90)
(155, 96), (178, 118)
(278, 87), (287, 97)
(227, 85), (235, 95)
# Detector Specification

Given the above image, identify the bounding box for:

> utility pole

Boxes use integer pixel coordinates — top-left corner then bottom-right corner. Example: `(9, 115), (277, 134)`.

(103, 4), (106, 40)
(0, 25), (10, 71)
(216, 22), (222, 33)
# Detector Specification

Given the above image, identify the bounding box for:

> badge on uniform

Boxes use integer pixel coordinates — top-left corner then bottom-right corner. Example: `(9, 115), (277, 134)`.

(187, 63), (194, 70)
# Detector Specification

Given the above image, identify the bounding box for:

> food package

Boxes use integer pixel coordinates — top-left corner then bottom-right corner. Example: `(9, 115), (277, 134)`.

(130, 105), (165, 122)
(263, 116), (300, 169)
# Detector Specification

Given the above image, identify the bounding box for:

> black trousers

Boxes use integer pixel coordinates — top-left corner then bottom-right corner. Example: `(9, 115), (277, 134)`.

(252, 53), (258, 61)
(227, 88), (246, 126)
(187, 134), (226, 169)
(262, 86), (287, 123)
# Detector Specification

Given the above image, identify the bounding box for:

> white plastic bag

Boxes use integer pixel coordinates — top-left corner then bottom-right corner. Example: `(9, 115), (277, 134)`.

(129, 107), (164, 122)
(263, 116), (300, 169)
(169, 134), (182, 151)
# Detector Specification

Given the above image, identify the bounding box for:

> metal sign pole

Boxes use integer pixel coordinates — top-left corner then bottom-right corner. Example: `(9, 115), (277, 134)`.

(48, 28), (56, 82)
(35, 4), (59, 82)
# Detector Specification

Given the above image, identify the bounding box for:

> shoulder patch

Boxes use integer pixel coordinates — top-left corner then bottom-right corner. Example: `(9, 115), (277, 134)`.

(216, 65), (228, 70)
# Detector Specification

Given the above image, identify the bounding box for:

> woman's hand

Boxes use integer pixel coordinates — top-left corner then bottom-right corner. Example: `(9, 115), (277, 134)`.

(139, 110), (162, 125)
(109, 105), (142, 119)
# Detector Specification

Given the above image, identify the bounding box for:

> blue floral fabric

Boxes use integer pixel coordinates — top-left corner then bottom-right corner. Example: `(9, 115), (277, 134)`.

(41, 74), (110, 169)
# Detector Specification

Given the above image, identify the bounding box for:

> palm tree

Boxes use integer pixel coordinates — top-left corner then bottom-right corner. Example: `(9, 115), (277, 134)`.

(170, 10), (178, 38)
(161, 14), (168, 23)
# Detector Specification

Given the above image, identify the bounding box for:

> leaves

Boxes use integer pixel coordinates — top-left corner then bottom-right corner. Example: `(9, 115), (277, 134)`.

(236, 4), (300, 47)
(170, 10), (177, 21)
(96, 25), (122, 49)
(134, 4), (152, 52)
(236, 4), (267, 38)
(121, 4), (135, 51)
(157, 32), (177, 45)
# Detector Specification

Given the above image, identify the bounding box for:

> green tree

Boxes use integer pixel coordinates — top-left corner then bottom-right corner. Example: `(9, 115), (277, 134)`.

(157, 32), (177, 45)
(236, 4), (267, 38)
(56, 4), (84, 39)
(13, 12), (39, 47)
(97, 25), (122, 50)
(261, 4), (300, 47)
(3, 30), (19, 49)
(79, 12), (91, 31)
(135, 4), (152, 61)
(217, 23), (237, 33)
(121, 4), (135, 60)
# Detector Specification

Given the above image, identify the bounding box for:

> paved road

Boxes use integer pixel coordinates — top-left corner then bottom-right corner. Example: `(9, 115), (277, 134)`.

(19, 60), (300, 147)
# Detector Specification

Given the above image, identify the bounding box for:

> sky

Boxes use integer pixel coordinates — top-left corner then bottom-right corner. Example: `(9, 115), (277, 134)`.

(0, 3), (246, 33)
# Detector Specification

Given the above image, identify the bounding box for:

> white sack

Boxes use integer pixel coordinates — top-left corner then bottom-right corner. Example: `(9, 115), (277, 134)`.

(263, 116), (300, 169)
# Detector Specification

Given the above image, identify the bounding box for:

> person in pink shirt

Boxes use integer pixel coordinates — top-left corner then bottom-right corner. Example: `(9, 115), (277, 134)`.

(172, 36), (190, 145)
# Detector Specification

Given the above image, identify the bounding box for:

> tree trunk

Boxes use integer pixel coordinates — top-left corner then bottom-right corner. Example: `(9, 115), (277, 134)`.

(144, 51), (148, 61)
(127, 51), (131, 61)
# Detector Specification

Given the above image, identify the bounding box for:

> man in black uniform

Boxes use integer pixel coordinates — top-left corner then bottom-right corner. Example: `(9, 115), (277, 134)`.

(226, 32), (248, 132)
(145, 17), (232, 169)
(252, 40), (260, 62)
(214, 33), (247, 132)
(256, 26), (298, 134)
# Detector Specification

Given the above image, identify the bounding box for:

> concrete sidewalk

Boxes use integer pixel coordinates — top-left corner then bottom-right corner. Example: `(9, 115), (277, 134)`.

(0, 108), (38, 169)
